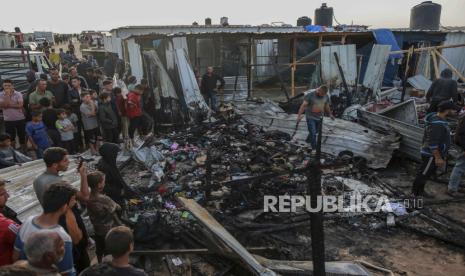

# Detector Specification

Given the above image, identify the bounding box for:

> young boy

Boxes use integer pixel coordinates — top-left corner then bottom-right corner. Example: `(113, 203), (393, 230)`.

(80, 92), (99, 155)
(64, 104), (80, 152)
(0, 133), (31, 169)
(25, 110), (51, 159)
(98, 93), (119, 144)
(127, 85), (144, 141)
(86, 171), (121, 263)
(114, 87), (128, 140)
(55, 108), (75, 154)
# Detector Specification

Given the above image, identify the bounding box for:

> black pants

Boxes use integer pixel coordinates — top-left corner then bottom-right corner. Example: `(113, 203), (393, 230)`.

(47, 129), (61, 147)
(61, 140), (75, 154)
(412, 155), (437, 196)
(4, 119), (26, 145)
(129, 116), (143, 139)
(94, 234), (106, 263)
(102, 128), (119, 144)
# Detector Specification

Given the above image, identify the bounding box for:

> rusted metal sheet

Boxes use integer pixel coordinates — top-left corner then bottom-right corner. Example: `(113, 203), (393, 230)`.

(321, 44), (357, 86)
(178, 197), (276, 276)
(363, 44), (391, 98)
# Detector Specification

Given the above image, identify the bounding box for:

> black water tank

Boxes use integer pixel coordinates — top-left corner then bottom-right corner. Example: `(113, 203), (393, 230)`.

(410, 1), (441, 30)
(205, 18), (212, 26)
(315, 3), (333, 27)
(297, 16), (312, 27)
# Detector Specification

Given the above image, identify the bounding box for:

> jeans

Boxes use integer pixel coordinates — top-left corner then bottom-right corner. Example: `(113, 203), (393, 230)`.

(306, 116), (321, 149)
(449, 155), (465, 192)
(412, 155), (437, 196)
(206, 90), (218, 111)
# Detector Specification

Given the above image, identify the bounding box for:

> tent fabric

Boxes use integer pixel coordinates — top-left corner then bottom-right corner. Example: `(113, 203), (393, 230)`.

(372, 29), (403, 59)
(305, 25), (326, 33)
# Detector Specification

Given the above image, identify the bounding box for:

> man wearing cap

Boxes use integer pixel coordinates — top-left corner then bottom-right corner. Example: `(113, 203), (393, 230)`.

(411, 100), (458, 198)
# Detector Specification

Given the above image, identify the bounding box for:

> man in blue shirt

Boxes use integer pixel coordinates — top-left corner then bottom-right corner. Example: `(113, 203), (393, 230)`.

(411, 101), (459, 197)
(297, 85), (334, 150)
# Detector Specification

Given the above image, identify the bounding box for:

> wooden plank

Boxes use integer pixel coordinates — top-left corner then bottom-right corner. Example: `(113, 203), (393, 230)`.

(390, 43), (465, 55)
(431, 50), (440, 79)
(434, 49), (465, 83)
(177, 197), (276, 276)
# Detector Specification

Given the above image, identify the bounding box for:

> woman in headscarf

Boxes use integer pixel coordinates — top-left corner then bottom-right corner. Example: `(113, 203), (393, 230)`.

(96, 143), (134, 206)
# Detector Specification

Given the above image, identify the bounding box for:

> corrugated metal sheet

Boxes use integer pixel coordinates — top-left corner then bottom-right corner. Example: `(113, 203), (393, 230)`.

(358, 109), (423, 162)
(126, 38), (143, 82)
(114, 25), (307, 40)
(173, 48), (210, 120)
(103, 36), (123, 58)
(255, 39), (276, 82)
(363, 44), (391, 97)
(378, 99), (418, 126)
(439, 32), (465, 80)
(236, 100), (400, 169)
(407, 74), (432, 91)
(321, 44), (357, 86)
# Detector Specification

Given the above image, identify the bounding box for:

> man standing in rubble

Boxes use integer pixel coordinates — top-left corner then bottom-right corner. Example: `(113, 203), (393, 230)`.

(411, 101), (459, 198)
(201, 67), (225, 112)
(297, 85), (334, 150)
(426, 69), (458, 113)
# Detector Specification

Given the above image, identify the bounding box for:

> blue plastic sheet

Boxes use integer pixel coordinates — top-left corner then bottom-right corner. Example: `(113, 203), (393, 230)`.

(305, 25), (326, 33)
(372, 29), (403, 59)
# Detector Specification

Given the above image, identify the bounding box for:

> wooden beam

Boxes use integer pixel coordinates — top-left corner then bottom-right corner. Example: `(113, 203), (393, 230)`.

(291, 37), (297, 97)
(430, 50), (440, 79)
(434, 49), (465, 83)
(390, 43), (465, 55)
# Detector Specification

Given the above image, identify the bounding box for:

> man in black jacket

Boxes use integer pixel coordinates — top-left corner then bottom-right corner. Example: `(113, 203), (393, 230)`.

(426, 68), (458, 113)
(200, 67), (225, 112)
(411, 101), (458, 197)
(449, 114), (465, 197)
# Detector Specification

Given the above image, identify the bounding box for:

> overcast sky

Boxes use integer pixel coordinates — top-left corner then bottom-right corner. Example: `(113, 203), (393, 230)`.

(2, 0), (464, 33)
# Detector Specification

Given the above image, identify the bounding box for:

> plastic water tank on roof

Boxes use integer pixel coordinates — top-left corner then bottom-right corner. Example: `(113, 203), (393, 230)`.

(410, 1), (441, 30)
(297, 16), (312, 27)
(314, 3), (333, 27)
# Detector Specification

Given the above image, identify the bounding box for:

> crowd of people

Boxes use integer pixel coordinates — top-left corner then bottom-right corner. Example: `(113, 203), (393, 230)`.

(0, 146), (147, 276)
(0, 59), (157, 166)
(0, 51), (159, 274)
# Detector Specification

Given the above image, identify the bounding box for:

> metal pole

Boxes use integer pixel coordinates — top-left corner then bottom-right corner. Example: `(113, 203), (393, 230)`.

(291, 37), (297, 97)
(247, 36), (252, 99)
(307, 117), (325, 276)
(334, 52), (352, 106)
